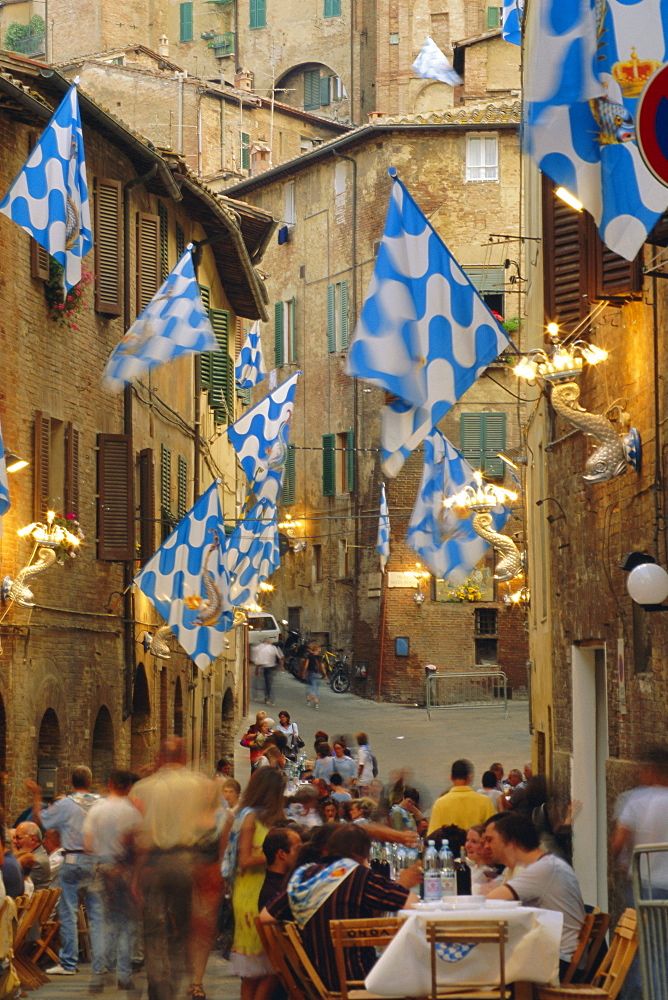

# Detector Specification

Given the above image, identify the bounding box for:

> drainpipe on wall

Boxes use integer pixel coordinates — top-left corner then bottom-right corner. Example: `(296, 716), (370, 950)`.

(176, 72), (186, 155)
(122, 165), (158, 721)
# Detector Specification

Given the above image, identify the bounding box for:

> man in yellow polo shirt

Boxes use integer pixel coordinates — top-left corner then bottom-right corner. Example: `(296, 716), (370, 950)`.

(427, 759), (495, 835)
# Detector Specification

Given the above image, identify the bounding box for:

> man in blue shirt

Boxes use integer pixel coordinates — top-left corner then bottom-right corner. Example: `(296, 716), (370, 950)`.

(27, 766), (103, 986)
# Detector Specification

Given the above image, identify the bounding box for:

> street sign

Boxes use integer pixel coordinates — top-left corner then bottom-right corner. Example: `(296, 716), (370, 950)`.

(637, 63), (668, 187)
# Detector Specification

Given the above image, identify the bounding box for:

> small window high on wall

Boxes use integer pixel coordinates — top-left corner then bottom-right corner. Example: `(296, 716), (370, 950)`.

(466, 134), (498, 182)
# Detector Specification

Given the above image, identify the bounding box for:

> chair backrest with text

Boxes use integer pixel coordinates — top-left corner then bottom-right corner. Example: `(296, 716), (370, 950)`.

(426, 919), (510, 1000)
(330, 917), (402, 1000)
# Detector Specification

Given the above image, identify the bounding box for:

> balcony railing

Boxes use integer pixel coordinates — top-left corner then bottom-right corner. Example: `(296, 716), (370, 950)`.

(209, 32), (235, 56)
(7, 33), (45, 56)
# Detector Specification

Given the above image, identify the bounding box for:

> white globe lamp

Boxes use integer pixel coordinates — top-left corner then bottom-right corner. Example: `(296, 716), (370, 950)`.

(627, 562), (668, 605)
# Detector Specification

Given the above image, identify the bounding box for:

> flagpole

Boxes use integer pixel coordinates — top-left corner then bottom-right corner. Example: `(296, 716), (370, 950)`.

(376, 569), (387, 701)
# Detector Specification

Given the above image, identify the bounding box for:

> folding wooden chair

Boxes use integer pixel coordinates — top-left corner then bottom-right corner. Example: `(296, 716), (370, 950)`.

(426, 918), (511, 1000)
(29, 887), (61, 966)
(330, 917), (403, 1000)
(255, 916), (313, 1000)
(13, 890), (51, 990)
(579, 910), (611, 984)
(536, 908), (637, 1000)
(283, 921), (334, 1000)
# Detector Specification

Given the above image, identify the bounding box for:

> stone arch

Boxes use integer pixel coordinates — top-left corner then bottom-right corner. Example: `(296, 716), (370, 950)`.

(37, 708), (61, 799)
(220, 685), (235, 764)
(275, 61), (349, 117)
(412, 80), (456, 114)
(173, 677), (184, 737)
(130, 663), (152, 771)
(91, 706), (114, 789)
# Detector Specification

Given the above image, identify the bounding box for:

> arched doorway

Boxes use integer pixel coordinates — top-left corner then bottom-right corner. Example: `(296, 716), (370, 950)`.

(37, 708), (61, 799)
(0, 695), (6, 809)
(130, 664), (152, 771)
(91, 706), (114, 788)
(173, 677), (183, 737)
(221, 687), (234, 763)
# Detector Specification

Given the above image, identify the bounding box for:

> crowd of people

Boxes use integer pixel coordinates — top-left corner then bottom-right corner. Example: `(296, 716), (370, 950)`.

(1, 722), (665, 1000)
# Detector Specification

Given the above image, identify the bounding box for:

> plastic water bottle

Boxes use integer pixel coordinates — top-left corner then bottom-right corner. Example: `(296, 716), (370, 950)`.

(423, 840), (441, 902)
(439, 840), (456, 898)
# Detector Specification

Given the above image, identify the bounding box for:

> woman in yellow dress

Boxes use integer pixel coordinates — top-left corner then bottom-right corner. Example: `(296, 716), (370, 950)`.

(225, 768), (286, 1000)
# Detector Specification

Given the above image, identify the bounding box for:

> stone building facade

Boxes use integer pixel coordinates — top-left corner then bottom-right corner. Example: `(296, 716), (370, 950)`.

(224, 100), (529, 704)
(0, 54), (273, 815)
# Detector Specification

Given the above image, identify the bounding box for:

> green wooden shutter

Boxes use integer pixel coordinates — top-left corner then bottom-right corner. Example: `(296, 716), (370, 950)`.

(323, 434), (335, 496)
(177, 455), (188, 518)
(250, 0), (266, 28)
(324, 0), (341, 15)
(158, 201), (169, 282)
(282, 444), (296, 505)
(304, 70), (320, 110)
(241, 132), (250, 170)
(180, 1), (193, 41)
(160, 444), (172, 541)
(460, 413), (484, 471)
(176, 223), (185, 260)
(481, 412), (506, 477)
(289, 296), (296, 361)
(340, 280), (349, 349)
(274, 302), (284, 366)
(199, 287), (212, 388)
(320, 76), (331, 107)
(210, 309), (231, 422)
(486, 5), (500, 28)
(345, 428), (355, 492)
(326, 284), (336, 351)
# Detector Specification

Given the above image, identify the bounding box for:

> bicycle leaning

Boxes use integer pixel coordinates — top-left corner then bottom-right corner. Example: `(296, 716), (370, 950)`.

(321, 647), (351, 693)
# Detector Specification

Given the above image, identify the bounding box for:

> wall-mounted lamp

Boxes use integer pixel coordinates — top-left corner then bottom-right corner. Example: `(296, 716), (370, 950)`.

(513, 327), (641, 483)
(444, 472), (523, 582)
(140, 624), (172, 659)
(503, 585), (530, 606)
(497, 452), (527, 471)
(2, 511), (81, 608)
(621, 551), (668, 611)
(412, 562), (430, 604)
(535, 497), (567, 523)
(4, 449), (28, 473)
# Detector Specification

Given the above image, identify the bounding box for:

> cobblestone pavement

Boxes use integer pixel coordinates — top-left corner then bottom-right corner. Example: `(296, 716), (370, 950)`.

(30, 674), (530, 1000)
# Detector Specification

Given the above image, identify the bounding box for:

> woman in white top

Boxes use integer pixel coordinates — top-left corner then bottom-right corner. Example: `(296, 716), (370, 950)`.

(276, 711), (300, 760)
(477, 770), (503, 809)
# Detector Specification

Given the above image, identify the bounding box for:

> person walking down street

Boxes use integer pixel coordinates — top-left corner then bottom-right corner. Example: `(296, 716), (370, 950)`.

(251, 639), (283, 707)
(27, 766), (103, 982)
(356, 734), (375, 793)
(301, 642), (325, 709)
(240, 712), (268, 773)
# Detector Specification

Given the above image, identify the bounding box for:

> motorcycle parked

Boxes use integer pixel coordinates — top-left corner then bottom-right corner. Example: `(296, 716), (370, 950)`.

(280, 626), (308, 679)
(325, 648), (351, 693)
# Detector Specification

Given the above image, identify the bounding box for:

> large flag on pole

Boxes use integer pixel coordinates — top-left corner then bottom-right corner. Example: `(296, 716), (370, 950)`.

(377, 483), (390, 572)
(103, 247), (219, 391)
(0, 83), (92, 292)
(406, 430), (509, 585)
(412, 36), (462, 86)
(235, 321), (267, 390)
(346, 171), (508, 477)
(227, 372), (300, 504)
(525, 0), (668, 260)
(502, 0), (523, 45)
(225, 498), (280, 607)
(133, 480), (233, 669)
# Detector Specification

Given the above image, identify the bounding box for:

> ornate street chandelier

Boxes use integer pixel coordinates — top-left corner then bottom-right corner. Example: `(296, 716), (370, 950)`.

(443, 473), (522, 583)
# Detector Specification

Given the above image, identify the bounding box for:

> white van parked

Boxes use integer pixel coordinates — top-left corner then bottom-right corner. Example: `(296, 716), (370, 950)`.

(247, 611), (280, 646)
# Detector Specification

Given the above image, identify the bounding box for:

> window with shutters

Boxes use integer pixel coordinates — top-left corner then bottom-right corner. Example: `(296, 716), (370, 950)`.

(284, 181), (296, 226)
(136, 212), (160, 316)
(466, 134), (498, 182)
(320, 76), (331, 107)
(138, 447), (155, 563)
(304, 69), (321, 111)
(209, 308), (234, 422)
(326, 280), (349, 351)
(176, 222), (186, 259)
(177, 455), (188, 518)
(274, 299), (296, 365)
(250, 0), (266, 28)
(158, 201), (169, 282)
(464, 265), (505, 317)
(240, 132), (250, 171)
(322, 433), (335, 496)
(97, 434), (135, 560)
(313, 544), (322, 582)
(160, 444), (172, 542)
(180, 1), (193, 41)
(282, 444), (296, 505)
(33, 413), (80, 519)
(486, 5), (501, 28)
(460, 412), (506, 478)
(542, 177), (642, 330)
(31, 239), (50, 281)
(199, 286), (212, 389)
(335, 429), (354, 493)
(324, 0), (341, 16)
(94, 178), (122, 315)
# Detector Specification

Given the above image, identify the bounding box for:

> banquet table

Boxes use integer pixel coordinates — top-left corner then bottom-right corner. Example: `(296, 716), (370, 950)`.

(364, 901), (563, 997)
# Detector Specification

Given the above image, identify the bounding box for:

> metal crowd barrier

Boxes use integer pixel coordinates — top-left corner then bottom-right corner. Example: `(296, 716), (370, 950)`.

(632, 843), (668, 1000)
(425, 669), (508, 720)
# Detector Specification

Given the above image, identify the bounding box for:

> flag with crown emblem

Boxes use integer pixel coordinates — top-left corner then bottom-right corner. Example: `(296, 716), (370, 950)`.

(377, 483), (390, 572)
(103, 247), (219, 391)
(346, 172), (508, 477)
(235, 321), (267, 390)
(502, 0), (523, 45)
(525, 0), (668, 260)
(225, 498), (280, 607)
(406, 429), (509, 585)
(133, 480), (233, 669)
(227, 372), (300, 504)
(0, 83), (92, 291)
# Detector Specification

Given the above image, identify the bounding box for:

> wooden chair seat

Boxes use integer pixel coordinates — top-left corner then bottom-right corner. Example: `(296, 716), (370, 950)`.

(426, 919), (511, 1000)
(29, 887), (61, 965)
(330, 917), (405, 1000)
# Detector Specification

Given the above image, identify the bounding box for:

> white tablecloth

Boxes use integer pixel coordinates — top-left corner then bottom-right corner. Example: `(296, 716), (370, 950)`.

(364, 904), (562, 994)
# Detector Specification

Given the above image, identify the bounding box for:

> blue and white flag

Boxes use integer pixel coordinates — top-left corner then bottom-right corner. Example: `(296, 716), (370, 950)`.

(235, 321), (267, 390)
(412, 36), (462, 86)
(227, 372), (300, 504)
(525, 0), (668, 261)
(0, 83), (92, 292)
(502, 0), (523, 45)
(103, 247), (219, 391)
(406, 430), (509, 586)
(0, 418), (10, 528)
(133, 480), (233, 669)
(346, 172), (508, 477)
(225, 498), (280, 607)
(377, 483), (390, 572)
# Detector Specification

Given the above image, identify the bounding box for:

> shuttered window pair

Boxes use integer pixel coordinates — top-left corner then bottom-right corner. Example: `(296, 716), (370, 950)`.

(250, 0), (266, 28)
(324, 0), (341, 16)
(180, 2), (194, 41)
(97, 433), (134, 560)
(322, 430), (354, 496)
(33, 412), (79, 520)
(542, 178), (642, 329)
(459, 412), (506, 478)
(326, 280), (349, 351)
(199, 285), (234, 424)
(282, 445), (296, 505)
(92, 187), (160, 318)
(274, 299), (296, 365)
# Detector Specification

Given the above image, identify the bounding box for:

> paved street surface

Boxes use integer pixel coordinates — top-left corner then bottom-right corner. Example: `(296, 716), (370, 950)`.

(31, 674), (529, 1000)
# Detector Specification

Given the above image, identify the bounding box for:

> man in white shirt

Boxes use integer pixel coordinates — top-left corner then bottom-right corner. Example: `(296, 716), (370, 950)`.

(251, 639), (283, 706)
(485, 812), (585, 979)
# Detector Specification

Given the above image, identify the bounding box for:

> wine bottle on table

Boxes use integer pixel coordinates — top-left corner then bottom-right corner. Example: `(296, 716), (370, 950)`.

(455, 847), (472, 895)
